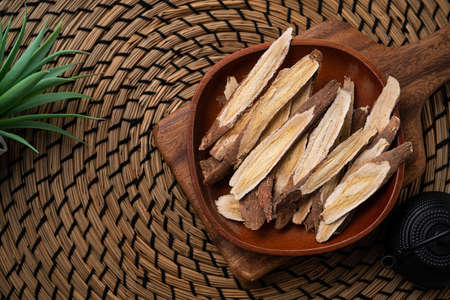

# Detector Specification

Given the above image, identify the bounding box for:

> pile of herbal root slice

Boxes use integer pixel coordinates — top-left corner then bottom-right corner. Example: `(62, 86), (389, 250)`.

(199, 28), (413, 243)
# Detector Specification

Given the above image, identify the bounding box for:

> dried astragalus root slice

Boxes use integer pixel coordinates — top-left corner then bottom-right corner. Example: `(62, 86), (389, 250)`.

(209, 111), (251, 162)
(210, 68), (289, 161)
(292, 196), (314, 225)
(291, 80), (314, 115)
(316, 117), (401, 242)
(274, 135), (308, 198)
(303, 191), (323, 231)
(274, 127), (377, 215)
(217, 175), (273, 229)
(314, 89), (369, 239)
(217, 76), (239, 105)
(260, 88), (292, 140)
(199, 28), (293, 150)
(236, 70), (298, 226)
(314, 87), (372, 242)
(292, 80), (353, 185)
(339, 77), (355, 138)
(274, 200), (300, 229)
(199, 156), (231, 185)
(237, 71), (297, 224)
(212, 50), (320, 168)
(216, 195), (243, 222)
(233, 71), (291, 228)
(364, 76), (400, 132)
(290, 80), (353, 225)
(321, 142), (413, 224)
(273, 79), (314, 200)
(316, 214), (345, 243)
(306, 175), (342, 234)
(351, 106), (369, 133)
(350, 116), (400, 172)
(237, 172), (275, 230)
(230, 108), (316, 200)
(315, 174), (352, 242)
(303, 77), (355, 230)
(235, 51), (321, 164)
(240, 189), (265, 230)
(264, 80), (314, 198)
(224, 76), (239, 100)
(230, 80), (340, 200)
(257, 175), (274, 223)
(300, 127), (377, 195)
(205, 70), (297, 185)
(207, 53), (320, 184)
(205, 65), (315, 186)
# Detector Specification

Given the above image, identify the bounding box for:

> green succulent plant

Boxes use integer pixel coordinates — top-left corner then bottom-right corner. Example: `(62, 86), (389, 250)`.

(0, 11), (97, 153)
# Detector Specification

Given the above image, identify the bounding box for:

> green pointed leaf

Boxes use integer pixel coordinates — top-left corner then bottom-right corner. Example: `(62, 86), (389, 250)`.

(0, 120), (84, 144)
(0, 129), (38, 153)
(0, 10), (27, 82)
(0, 17), (12, 65)
(24, 21), (61, 73)
(26, 21), (47, 56)
(7, 92), (91, 115)
(0, 24), (3, 63)
(25, 74), (90, 97)
(0, 71), (90, 116)
(0, 21), (48, 94)
(43, 63), (77, 78)
(0, 113), (101, 125)
(27, 49), (89, 74)
(26, 76), (75, 96)
(0, 70), (48, 115)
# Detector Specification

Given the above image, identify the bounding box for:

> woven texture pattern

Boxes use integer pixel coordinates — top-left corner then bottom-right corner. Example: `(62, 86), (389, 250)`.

(0, 0), (449, 299)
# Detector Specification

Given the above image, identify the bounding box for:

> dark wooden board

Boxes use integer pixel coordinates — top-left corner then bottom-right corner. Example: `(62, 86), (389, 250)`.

(153, 21), (449, 283)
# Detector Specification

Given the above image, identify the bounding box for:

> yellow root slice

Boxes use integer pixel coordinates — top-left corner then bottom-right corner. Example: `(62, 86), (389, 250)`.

(200, 28), (293, 150)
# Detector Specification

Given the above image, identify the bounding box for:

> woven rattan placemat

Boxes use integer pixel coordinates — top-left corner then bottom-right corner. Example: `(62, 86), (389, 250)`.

(0, 0), (448, 299)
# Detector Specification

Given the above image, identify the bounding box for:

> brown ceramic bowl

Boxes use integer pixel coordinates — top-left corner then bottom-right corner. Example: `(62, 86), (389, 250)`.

(187, 39), (404, 256)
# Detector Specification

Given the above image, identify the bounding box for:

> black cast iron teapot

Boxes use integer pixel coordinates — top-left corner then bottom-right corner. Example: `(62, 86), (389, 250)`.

(382, 192), (450, 289)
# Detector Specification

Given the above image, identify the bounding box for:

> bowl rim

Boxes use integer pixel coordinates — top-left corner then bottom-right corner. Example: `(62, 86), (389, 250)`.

(187, 38), (404, 256)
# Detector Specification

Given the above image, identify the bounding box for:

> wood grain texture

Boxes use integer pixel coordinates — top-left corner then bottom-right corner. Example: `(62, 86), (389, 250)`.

(153, 21), (449, 282)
